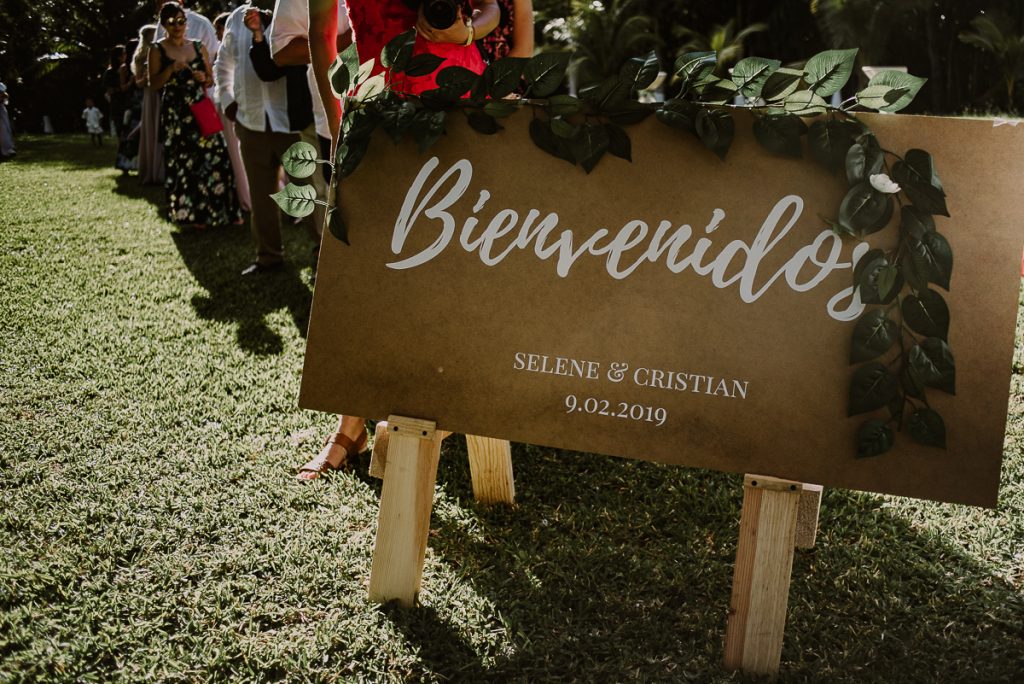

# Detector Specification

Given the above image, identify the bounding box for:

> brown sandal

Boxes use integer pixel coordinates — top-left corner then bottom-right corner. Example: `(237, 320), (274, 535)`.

(296, 428), (369, 481)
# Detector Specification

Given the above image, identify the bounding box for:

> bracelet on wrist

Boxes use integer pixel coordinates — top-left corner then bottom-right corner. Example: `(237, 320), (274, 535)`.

(462, 19), (474, 47)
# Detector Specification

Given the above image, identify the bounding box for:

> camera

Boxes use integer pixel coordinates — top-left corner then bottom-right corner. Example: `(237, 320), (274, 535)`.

(422, 0), (459, 30)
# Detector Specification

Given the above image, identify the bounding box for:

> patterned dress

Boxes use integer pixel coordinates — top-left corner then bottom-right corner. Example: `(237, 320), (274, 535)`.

(345, 0), (486, 94)
(478, 0), (515, 63)
(157, 41), (242, 226)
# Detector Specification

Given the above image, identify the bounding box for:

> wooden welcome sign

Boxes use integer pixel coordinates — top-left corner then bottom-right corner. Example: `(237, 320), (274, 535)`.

(300, 111), (1023, 508)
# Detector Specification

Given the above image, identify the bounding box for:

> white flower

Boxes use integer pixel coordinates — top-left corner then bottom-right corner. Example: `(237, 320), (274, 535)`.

(175, 208), (190, 220)
(869, 173), (901, 194)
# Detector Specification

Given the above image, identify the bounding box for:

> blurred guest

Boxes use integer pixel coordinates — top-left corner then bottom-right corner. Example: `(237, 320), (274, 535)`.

(211, 10), (251, 211)
(479, 0), (534, 62)
(216, 2), (315, 275)
(0, 81), (14, 159)
(82, 98), (105, 145)
(132, 24), (165, 184)
(103, 46), (131, 138)
(150, 2), (242, 228)
(154, 0), (219, 58)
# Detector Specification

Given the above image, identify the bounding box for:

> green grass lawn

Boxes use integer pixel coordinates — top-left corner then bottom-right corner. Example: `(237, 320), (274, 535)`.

(1, 135), (1022, 682)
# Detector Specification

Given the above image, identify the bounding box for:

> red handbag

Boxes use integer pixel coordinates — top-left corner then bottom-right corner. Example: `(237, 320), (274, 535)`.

(190, 90), (223, 137)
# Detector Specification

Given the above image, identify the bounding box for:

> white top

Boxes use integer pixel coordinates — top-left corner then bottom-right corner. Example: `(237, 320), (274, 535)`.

(83, 107), (104, 133)
(214, 3), (293, 133)
(268, 0), (349, 140)
(155, 9), (220, 59)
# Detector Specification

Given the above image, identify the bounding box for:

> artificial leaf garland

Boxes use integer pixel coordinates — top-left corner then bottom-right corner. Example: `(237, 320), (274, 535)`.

(275, 37), (952, 459)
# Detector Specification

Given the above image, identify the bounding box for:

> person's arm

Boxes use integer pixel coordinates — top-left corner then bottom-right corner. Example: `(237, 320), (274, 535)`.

(416, 0), (500, 45)
(250, 33), (287, 81)
(213, 21), (237, 117)
(272, 36), (310, 66)
(309, 0), (341, 148)
(196, 44), (213, 86)
(149, 45), (185, 90)
(509, 0), (534, 58)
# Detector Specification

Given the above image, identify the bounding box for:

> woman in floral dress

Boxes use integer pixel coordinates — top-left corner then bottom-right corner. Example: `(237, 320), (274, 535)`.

(149, 2), (242, 228)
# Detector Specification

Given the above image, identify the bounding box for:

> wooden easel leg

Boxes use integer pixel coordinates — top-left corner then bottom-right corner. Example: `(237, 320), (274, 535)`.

(368, 416), (442, 607)
(723, 475), (803, 676)
(465, 436), (515, 505)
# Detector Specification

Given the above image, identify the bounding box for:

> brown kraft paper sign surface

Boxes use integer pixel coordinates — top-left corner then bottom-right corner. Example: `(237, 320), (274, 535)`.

(301, 111), (1024, 507)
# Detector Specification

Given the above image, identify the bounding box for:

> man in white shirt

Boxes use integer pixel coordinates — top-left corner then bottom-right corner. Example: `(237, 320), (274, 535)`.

(153, 0), (219, 57)
(215, 2), (313, 275)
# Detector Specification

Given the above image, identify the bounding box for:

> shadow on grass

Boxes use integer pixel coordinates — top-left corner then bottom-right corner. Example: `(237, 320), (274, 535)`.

(171, 228), (315, 355)
(372, 440), (1024, 681)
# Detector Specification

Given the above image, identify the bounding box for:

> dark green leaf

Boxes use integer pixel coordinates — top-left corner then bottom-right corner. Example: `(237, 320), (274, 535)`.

(845, 139), (884, 185)
(909, 337), (956, 394)
(467, 111), (500, 135)
(731, 57), (781, 98)
(850, 308), (898, 363)
(270, 182), (318, 218)
(571, 123), (610, 174)
(876, 263), (899, 301)
(483, 100), (518, 118)
(417, 87), (458, 111)
(281, 141), (319, 179)
(803, 48), (858, 97)
(435, 65), (478, 95)
(839, 182), (893, 235)
(550, 116), (578, 139)
(605, 123), (631, 161)
(905, 148), (943, 190)
(809, 119), (856, 174)
(900, 205), (935, 240)
(605, 101), (653, 125)
(337, 135), (371, 177)
(695, 108), (734, 160)
(380, 101), (416, 144)
(339, 43), (360, 86)
(908, 408), (946, 448)
(524, 52), (571, 98)
(581, 76), (628, 111)
(752, 113), (806, 158)
(906, 230), (953, 290)
(410, 110), (447, 153)
(894, 171), (948, 216)
(655, 99), (698, 133)
(529, 119), (575, 165)
(482, 57), (528, 99)
(328, 208), (349, 245)
(328, 54), (350, 99)
(902, 289), (950, 340)
(866, 70), (927, 112)
(404, 53), (445, 77)
(849, 362), (899, 416)
(698, 78), (739, 104)
(547, 94), (582, 117)
(761, 67), (804, 101)
(855, 251), (901, 305)
(899, 248), (929, 293)
(381, 30), (415, 71)
(673, 51), (717, 88)
(857, 419), (895, 458)
(619, 50), (660, 93)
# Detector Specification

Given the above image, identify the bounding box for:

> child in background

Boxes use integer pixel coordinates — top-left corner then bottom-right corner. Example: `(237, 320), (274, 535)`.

(83, 99), (105, 145)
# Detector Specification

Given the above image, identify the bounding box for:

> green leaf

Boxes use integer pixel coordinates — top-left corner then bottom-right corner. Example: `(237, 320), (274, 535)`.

(906, 230), (953, 290)
(752, 113), (806, 158)
(327, 208), (349, 245)
(876, 263), (899, 301)
(908, 408), (946, 448)
(619, 51), (660, 93)
(581, 76), (628, 111)
(902, 289), (950, 340)
(761, 67), (804, 102)
(271, 182), (318, 218)
(731, 57), (781, 98)
(328, 54), (350, 99)
(605, 123), (632, 162)
(483, 100), (518, 118)
(605, 101), (653, 125)
(808, 120), (856, 174)
(866, 70), (927, 112)
(524, 52), (571, 98)
(435, 65), (478, 95)
(381, 30), (415, 71)
(355, 73), (387, 103)
(571, 123), (610, 173)
(529, 118), (575, 165)
(784, 90), (828, 116)
(404, 53), (445, 78)
(547, 94), (582, 117)
(695, 108), (734, 160)
(894, 164), (948, 217)
(339, 42), (360, 83)
(803, 48), (858, 97)
(855, 251), (901, 305)
(673, 51), (717, 87)
(899, 249), (929, 293)
(845, 139), (884, 185)
(697, 78), (739, 105)
(909, 337), (956, 395)
(482, 57), (528, 99)
(281, 141), (319, 179)
(900, 206), (936, 240)
(550, 116), (578, 139)
(857, 419), (895, 458)
(655, 99), (698, 133)
(849, 362), (899, 416)
(417, 87), (458, 111)
(467, 111), (500, 135)
(380, 101), (416, 144)
(337, 135), (371, 178)
(850, 308), (898, 363)
(855, 84), (909, 110)
(839, 182), (893, 235)
(905, 149), (943, 190)
(410, 110), (447, 153)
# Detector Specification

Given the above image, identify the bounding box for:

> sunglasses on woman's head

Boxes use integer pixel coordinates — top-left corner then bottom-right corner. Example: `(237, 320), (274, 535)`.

(163, 17), (186, 27)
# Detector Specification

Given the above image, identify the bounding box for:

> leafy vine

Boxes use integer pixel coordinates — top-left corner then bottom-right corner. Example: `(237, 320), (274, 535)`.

(273, 34), (953, 458)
